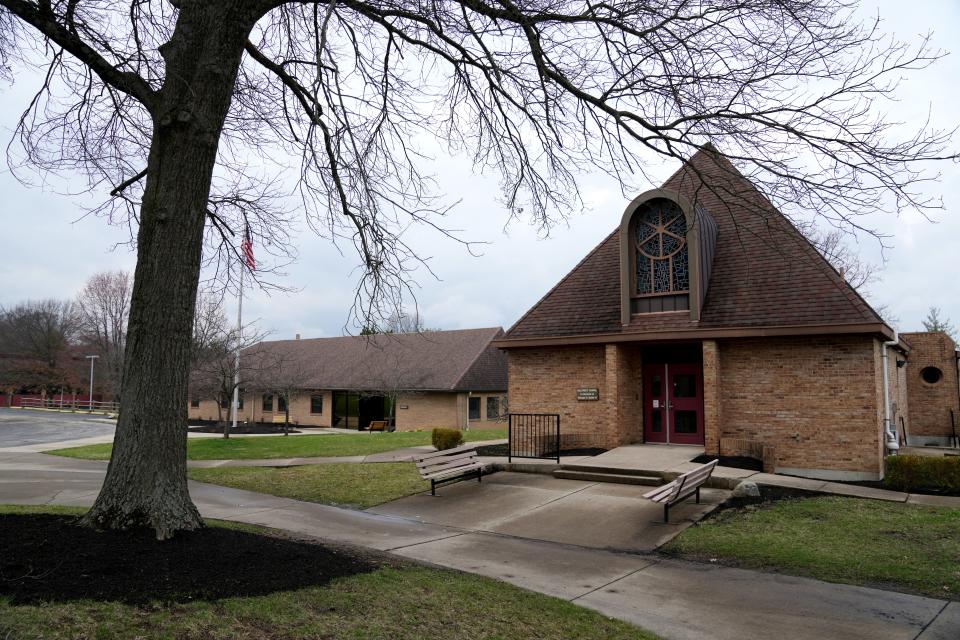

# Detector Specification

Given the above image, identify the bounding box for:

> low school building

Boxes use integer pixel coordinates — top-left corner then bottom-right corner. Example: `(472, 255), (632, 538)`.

(189, 327), (507, 431)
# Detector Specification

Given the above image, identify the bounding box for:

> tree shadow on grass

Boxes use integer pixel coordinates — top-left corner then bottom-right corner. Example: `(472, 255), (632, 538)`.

(0, 515), (382, 605)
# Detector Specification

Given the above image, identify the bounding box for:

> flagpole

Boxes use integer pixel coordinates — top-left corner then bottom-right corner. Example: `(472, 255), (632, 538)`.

(231, 258), (244, 430)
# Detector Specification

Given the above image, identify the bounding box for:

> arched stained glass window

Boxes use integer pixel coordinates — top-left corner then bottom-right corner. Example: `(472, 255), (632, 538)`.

(634, 199), (689, 295)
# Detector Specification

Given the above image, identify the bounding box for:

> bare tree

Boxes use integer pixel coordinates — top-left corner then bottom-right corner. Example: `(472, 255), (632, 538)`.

(0, 299), (79, 369)
(0, 0), (956, 537)
(922, 307), (956, 339)
(799, 223), (880, 293)
(252, 353), (313, 435)
(361, 310), (436, 335)
(76, 271), (131, 401)
(189, 294), (270, 438)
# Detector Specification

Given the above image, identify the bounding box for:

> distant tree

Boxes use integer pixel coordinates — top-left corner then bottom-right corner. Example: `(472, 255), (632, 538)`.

(800, 225), (880, 294)
(360, 311), (437, 335)
(922, 307), (956, 339)
(189, 295), (270, 438)
(0, 299), (78, 367)
(76, 271), (131, 401)
(252, 354), (313, 435)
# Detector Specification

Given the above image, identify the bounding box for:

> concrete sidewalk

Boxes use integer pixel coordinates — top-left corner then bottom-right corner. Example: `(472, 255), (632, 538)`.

(1, 450), (956, 639)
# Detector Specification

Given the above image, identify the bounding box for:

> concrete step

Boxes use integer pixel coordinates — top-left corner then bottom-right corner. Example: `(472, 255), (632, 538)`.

(558, 464), (668, 478)
(553, 469), (664, 486)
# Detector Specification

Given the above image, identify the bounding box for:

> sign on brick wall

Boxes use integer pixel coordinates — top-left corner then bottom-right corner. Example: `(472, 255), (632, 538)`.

(576, 388), (599, 401)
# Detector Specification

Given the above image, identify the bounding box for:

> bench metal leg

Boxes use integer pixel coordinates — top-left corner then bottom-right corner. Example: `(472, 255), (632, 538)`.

(478, 469), (482, 483)
(696, 487), (700, 504)
(431, 479), (436, 496)
(664, 503), (670, 523)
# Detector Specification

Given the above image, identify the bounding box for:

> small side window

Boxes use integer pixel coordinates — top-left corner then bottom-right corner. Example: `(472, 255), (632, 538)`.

(921, 367), (943, 385)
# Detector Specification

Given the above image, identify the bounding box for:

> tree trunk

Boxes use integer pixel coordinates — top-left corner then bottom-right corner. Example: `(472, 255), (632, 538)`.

(82, 2), (259, 540)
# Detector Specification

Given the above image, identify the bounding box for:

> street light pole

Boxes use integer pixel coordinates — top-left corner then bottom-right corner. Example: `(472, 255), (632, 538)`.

(86, 355), (99, 411)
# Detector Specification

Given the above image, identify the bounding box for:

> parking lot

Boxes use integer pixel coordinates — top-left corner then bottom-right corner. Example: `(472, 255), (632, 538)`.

(0, 408), (115, 449)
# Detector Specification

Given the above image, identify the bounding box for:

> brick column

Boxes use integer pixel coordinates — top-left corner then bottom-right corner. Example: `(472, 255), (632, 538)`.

(604, 344), (621, 449)
(702, 340), (721, 455)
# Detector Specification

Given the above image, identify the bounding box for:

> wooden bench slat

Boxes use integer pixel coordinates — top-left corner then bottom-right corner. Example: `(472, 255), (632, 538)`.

(415, 443), (480, 461)
(414, 443), (486, 494)
(416, 450), (477, 469)
(420, 456), (480, 476)
(641, 460), (717, 522)
(423, 463), (483, 481)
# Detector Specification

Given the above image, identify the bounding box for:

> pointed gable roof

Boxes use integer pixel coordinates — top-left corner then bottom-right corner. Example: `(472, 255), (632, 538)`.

(498, 148), (891, 345)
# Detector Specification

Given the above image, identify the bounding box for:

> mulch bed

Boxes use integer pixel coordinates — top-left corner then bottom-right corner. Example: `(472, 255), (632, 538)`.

(187, 423), (301, 435)
(692, 454), (764, 472)
(0, 514), (382, 604)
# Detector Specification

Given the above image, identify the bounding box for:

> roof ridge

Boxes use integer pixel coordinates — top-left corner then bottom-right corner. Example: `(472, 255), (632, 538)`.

(504, 228), (619, 336)
(452, 327), (505, 390)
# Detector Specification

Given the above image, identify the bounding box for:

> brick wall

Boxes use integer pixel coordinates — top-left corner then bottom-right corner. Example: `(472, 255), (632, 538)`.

(394, 391), (460, 430)
(902, 331), (959, 442)
(508, 345), (619, 448)
(716, 336), (884, 478)
(188, 390), (333, 427)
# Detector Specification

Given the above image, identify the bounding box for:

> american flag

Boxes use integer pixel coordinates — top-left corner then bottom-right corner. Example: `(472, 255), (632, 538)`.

(242, 225), (256, 271)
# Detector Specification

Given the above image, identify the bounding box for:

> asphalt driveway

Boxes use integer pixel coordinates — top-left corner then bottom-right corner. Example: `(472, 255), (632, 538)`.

(0, 408), (115, 449)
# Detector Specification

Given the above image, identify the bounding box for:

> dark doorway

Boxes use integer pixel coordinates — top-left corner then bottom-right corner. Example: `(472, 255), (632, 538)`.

(332, 392), (391, 430)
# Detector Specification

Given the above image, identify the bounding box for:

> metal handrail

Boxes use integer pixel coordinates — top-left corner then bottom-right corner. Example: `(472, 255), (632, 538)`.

(17, 397), (119, 413)
(508, 413), (561, 463)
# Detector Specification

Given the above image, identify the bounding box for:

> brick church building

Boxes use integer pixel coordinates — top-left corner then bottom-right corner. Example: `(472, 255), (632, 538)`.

(495, 148), (958, 481)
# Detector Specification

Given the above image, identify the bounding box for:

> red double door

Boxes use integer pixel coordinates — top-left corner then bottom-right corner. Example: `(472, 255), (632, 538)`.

(643, 362), (704, 445)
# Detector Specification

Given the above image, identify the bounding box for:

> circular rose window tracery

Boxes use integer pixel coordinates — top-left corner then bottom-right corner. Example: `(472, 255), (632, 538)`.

(634, 200), (689, 295)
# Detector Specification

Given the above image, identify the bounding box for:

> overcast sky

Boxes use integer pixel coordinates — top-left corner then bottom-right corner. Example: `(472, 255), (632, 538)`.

(1, 0), (958, 340)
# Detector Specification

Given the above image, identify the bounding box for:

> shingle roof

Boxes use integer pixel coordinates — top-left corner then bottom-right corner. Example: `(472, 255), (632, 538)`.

(501, 148), (886, 342)
(243, 327), (507, 392)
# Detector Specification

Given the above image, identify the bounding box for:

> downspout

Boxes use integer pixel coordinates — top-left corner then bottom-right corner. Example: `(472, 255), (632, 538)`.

(881, 333), (900, 455)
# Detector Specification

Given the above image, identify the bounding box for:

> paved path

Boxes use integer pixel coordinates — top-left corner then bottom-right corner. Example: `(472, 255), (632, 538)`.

(1, 448), (956, 639)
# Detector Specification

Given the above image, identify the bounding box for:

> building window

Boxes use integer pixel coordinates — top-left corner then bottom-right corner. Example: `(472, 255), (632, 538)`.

(190, 398), (200, 408)
(468, 397), (481, 420)
(237, 391), (244, 410)
(310, 394), (323, 414)
(219, 396), (228, 410)
(262, 393), (273, 412)
(486, 396), (500, 420)
(278, 394), (288, 413)
(921, 367), (943, 385)
(633, 199), (689, 295)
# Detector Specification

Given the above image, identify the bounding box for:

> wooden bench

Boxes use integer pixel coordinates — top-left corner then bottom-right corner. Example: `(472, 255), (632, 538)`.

(367, 420), (388, 432)
(414, 444), (484, 495)
(271, 414), (287, 424)
(642, 459), (718, 523)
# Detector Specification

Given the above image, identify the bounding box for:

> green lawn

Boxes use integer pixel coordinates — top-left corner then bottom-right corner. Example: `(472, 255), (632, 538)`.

(188, 463), (429, 508)
(47, 428), (507, 461)
(663, 496), (960, 599)
(1, 505), (656, 640)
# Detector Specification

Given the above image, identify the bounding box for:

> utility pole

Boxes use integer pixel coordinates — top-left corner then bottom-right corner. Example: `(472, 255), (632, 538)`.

(86, 355), (100, 411)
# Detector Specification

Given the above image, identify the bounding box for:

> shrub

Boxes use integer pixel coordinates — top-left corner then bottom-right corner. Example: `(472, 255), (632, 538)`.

(432, 428), (464, 451)
(884, 455), (960, 493)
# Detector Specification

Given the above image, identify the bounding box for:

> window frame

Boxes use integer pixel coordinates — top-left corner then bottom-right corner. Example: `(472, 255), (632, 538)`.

(468, 396), (481, 420)
(630, 199), (690, 299)
(486, 396), (500, 420)
(310, 394), (324, 415)
(262, 393), (274, 412)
